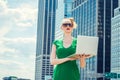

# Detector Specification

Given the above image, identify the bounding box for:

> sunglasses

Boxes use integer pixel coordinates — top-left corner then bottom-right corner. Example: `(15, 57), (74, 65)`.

(62, 23), (73, 27)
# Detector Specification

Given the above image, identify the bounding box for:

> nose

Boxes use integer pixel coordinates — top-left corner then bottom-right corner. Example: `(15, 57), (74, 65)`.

(66, 25), (69, 27)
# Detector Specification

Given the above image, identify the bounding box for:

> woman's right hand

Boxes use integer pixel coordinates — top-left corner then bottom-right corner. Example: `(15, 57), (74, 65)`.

(67, 57), (78, 61)
(78, 53), (93, 59)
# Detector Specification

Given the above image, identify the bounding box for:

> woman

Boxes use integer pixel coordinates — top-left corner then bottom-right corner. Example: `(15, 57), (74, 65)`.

(50, 18), (90, 80)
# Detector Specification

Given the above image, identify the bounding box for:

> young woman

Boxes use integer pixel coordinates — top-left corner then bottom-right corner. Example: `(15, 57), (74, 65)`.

(50, 18), (90, 80)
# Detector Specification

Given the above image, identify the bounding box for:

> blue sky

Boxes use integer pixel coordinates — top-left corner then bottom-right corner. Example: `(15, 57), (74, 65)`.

(0, 0), (38, 79)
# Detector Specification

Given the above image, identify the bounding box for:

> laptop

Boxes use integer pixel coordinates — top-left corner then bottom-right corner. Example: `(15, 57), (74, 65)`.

(68, 35), (99, 58)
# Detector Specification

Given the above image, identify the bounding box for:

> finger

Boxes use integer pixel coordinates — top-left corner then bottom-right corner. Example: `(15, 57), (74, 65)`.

(82, 54), (84, 56)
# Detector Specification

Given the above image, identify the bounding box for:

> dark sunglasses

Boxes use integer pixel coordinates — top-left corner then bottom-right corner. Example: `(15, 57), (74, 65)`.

(62, 23), (73, 27)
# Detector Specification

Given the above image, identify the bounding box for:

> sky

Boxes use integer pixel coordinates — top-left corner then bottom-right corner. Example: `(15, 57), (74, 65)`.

(0, 0), (38, 79)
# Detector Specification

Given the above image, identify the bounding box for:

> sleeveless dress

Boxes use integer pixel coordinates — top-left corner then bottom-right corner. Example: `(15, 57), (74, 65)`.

(53, 38), (80, 80)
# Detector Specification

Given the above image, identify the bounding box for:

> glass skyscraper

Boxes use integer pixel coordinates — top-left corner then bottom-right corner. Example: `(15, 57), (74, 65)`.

(119, 0), (120, 6)
(111, 0), (120, 80)
(35, 0), (56, 80)
(72, 0), (118, 80)
(64, 0), (73, 18)
(55, 0), (73, 40)
(55, 0), (64, 40)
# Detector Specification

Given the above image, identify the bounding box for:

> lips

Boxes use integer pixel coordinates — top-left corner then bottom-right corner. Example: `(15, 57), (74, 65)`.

(66, 28), (70, 30)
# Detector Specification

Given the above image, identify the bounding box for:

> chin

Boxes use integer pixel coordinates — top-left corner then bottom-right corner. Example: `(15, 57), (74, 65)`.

(64, 30), (73, 33)
(65, 31), (72, 33)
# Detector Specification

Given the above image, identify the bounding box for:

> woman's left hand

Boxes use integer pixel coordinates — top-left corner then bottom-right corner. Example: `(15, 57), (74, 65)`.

(79, 53), (85, 59)
(79, 53), (92, 59)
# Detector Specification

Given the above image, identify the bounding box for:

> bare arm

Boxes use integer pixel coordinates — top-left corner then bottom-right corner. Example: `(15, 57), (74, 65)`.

(79, 58), (86, 68)
(50, 44), (76, 65)
(79, 54), (93, 68)
(79, 54), (86, 68)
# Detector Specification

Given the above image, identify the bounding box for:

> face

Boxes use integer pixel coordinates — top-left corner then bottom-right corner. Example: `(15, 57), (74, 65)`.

(61, 19), (73, 33)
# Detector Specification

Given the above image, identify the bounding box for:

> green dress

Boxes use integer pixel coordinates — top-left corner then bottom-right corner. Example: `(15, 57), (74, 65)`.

(53, 38), (80, 80)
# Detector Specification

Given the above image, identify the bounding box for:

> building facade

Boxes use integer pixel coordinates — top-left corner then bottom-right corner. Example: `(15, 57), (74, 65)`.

(3, 76), (17, 80)
(119, 0), (120, 6)
(64, 0), (73, 18)
(111, 0), (120, 80)
(72, 0), (118, 80)
(35, 0), (56, 80)
(3, 76), (30, 80)
(55, 0), (64, 40)
(55, 0), (73, 40)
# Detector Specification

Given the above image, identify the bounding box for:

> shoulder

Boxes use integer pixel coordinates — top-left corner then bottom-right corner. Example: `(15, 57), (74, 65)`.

(53, 39), (62, 45)
(73, 37), (77, 42)
(73, 37), (77, 40)
(72, 37), (77, 46)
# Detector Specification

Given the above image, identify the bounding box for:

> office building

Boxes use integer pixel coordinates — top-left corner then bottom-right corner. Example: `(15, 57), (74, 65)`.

(3, 76), (30, 80)
(119, 0), (120, 6)
(55, 0), (73, 40)
(55, 0), (64, 40)
(17, 78), (30, 80)
(35, 0), (56, 80)
(111, 0), (120, 80)
(3, 76), (17, 80)
(72, 0), (118, 80)
(64, 0), (73, 18)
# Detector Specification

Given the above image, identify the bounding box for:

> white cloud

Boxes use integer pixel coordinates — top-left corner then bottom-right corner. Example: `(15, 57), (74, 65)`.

(17, 22), (33, 27)
(0, 47), (16, 54)
(0, 59), (35, 80)
(0, 27), (11, 37)
(29, 53), (36, 60)
(2, 36), (36, 43)
(0, 59), (22, 65)
(0, 0), (7, 13)
(0, 0), (38, 30)
(13, 5), (38, 28)
(0, 0), (38, 80)
(0, 35), (36, 53)
(0, 36), (36, 80)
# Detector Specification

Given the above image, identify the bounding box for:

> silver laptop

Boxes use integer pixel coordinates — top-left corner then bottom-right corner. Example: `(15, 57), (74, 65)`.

(76, 35), (99, 55)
